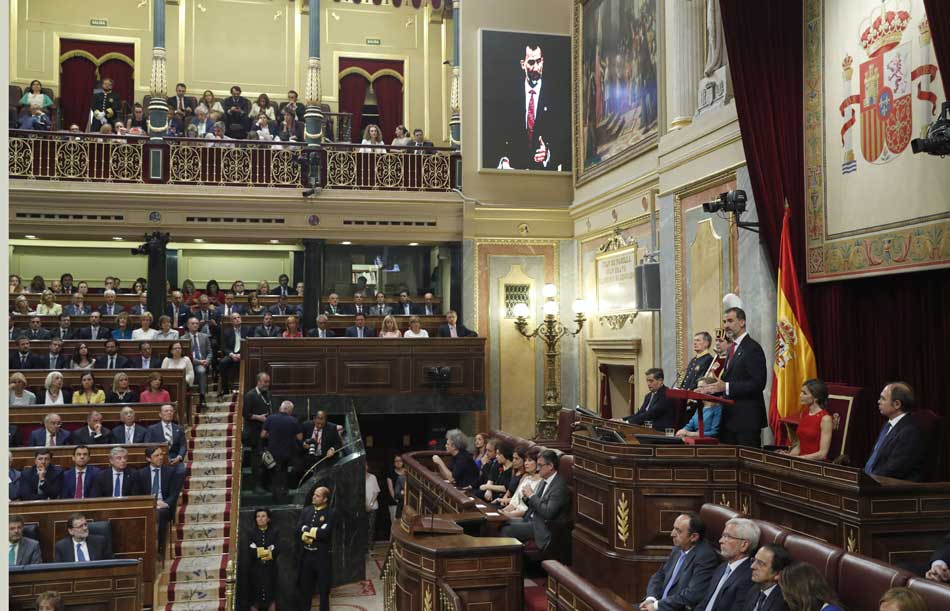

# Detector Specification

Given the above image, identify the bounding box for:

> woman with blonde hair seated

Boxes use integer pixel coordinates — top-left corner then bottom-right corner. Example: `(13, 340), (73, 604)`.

(282, 315), (303, 338)
(200, 90), (224, 115)
(10, 372), (37, 406)
(379, 315), (401, 338)
(44, 371), (68, 405)
(72, 371), (106, 404)
(359, 124), (386, 154)
(107, 371), (140, 403)
(132, 312), (159, 341)
(250, 93), (276, 123)
(36, 289), (62, 316)
(879, 587), (928, 611)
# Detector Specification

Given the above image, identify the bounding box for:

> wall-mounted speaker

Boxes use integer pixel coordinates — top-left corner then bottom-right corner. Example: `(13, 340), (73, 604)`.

(635, 262), (660, 311)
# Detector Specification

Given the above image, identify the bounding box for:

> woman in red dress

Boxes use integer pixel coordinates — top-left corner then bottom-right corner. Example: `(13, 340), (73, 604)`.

(786, 378), (833, 460)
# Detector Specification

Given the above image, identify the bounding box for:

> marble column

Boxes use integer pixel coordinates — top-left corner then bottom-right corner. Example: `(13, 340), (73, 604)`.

(665, 0), (705, 130)
(449, 0), (461, 148)
(147, 0), (169, 138)
(304, 0), (325, 145)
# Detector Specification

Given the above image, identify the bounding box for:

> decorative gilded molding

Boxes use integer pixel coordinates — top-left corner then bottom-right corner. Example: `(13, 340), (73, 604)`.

(599, 313), (637, 330)
(741, 496), (750, 515)
(149, 47), (167, 98)
(305, 57), (322, 106)
(846, 526), (859, 553)
(615, 493), (630, 546)
(423, 582), (434, 611)
(719, 492), (731, 508)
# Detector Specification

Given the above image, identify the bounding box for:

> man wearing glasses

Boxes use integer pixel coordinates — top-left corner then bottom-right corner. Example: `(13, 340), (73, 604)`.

(54, 513), (113, 562)
(499, 448), (570, 551)
(693, 518), (759, 611)
(29, 413), (70, 447)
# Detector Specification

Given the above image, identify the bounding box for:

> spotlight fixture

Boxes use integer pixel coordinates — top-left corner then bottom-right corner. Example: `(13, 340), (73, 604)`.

(193, 238), (205, 243)
(269, 239), (280, 244)
(341, 241), (352, 245)
(24, 235), (38, 239)
(112, 236), (124, 241)
(408, 242), (419, 246)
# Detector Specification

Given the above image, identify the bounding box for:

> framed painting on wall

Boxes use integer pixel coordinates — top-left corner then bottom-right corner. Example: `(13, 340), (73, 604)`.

(478, 29), (572, 174)
(573, 0), (659, 185)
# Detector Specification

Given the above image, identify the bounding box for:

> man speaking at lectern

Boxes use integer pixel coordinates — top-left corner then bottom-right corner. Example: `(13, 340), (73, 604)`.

(698, 307), (767, 447)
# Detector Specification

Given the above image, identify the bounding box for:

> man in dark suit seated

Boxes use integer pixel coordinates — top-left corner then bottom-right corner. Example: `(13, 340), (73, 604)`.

(46, 337), (70, 370)
(111, 406), (149, 445)
(369, 292), (393, 317)
(166, 290), (189, 328)
(77, 311), (112, 340)
(93, 339), (130, 369)
(145, 404), (187, 474)
(29, 413), (71, 447)
(132, 445), (182, 552)
(167, 82), (197, 117)
(437, 311), (477, 337)
(498, 448), (571, 551)
(419, 292), (437, 316)
(194, 294), (221, 337)
(69, 411), (112, 445)
(693, 517), (759, 611)
(98, 289), (124, 316)
(216, 293), (244, 318)
(10, 460), (21, 500)
(345, 313), (377, 338)
(926, 532), (950, 583)
(19, 448), (64, 500)
(129, 292), (149, 316)
(269, 294), (298, 317)
(9, 514), (43, 565)
(640, 512), (719, 611)
(395, 291), (417, 316)
(307, 315), (336, 338)
(135, 341), (163, 369)
(11, 336), (44, 369)
(698, 307), (768, 447)
(864, 381), (926, 482)
(253, 312), (283, 337)
(410, 128), (435, 153)
(53, 314), (75, 340)
(349, 292), (368, 316)
(624, 368), (678, 431)
(53, 513), (114, 562)
(322, 293), (345, 316)
(218, 312), (245, 393)
(92, 446), (139, 498)
(271, 273), (296, 296)
(24, 316), (52, 341)
(743, 543), (793, 611)
(60, 445), (100, 499)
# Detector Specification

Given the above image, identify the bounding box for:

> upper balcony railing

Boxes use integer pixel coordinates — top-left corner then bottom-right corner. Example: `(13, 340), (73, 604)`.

(8, 129), (461, 192)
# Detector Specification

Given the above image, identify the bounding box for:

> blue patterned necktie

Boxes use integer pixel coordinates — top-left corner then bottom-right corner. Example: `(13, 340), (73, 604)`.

(113, 473), (122, 497)
(76, 543), (86, 561)
(864, 422), (893, 475)
(662, 550), (686, 598)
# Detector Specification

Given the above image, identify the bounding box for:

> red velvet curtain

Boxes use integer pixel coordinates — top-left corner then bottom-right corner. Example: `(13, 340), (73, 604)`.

(719, 0), (804, 269)
(59, 57), (98, 129)
(339, 73), (369, 142)
(923, 0), (950, 93)
(721, 0), (950, 478)
(372, 75), (404, 143)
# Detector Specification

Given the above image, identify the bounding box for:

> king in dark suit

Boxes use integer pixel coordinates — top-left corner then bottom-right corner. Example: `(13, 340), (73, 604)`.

(699, 308), (768, 447)
(864, 382), (926, 482)
(483, 41), (571, 172)
(641, 512), (719, 611)
(624, 368), (678, 431)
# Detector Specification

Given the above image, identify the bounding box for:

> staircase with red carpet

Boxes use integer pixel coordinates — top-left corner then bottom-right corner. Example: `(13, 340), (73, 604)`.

(163, 396), (237, 611)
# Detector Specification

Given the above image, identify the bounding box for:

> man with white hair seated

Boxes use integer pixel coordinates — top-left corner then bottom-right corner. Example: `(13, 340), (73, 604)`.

(693, 517), (759, 611)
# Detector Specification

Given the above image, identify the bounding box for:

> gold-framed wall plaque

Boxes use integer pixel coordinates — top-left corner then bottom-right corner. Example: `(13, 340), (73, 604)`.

(595, 236), (638, 328)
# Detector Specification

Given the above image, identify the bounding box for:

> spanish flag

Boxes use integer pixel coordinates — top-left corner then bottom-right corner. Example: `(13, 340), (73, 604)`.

(769, 207), (817, 445)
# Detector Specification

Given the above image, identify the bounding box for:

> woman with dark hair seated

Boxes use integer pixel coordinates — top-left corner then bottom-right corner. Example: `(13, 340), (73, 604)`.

(205, 279), (224, 304)
(140, 371), (172, 404)
(248, 508), (280, 611)
(779, 561), (845, 611)
(782, 378), (834, 461)
(499, 448), (541, 518)
(479, 442), (515, 503)
(494, 446), (528, 507)
(72, 371), (106, 404)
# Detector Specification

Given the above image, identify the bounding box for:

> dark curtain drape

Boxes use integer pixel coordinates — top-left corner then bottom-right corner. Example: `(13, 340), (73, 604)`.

(339, 73), (369, 142)
(923, 0), (950, 93)
(372, 75), (404, 143)
(720, 0), (804, 269)
(721, 0), (950, 479)
(59, 57), (98, 130)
